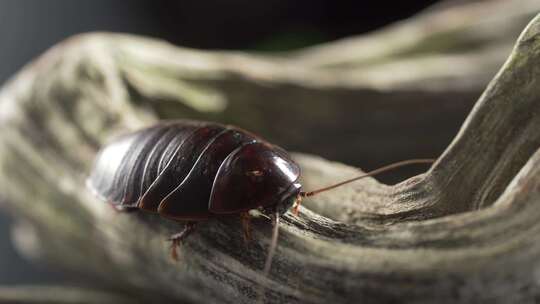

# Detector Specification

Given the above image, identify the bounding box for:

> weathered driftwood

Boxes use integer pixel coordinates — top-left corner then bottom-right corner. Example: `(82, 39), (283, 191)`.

(0, 285), (136, 304)
(1, 1), (540, 303)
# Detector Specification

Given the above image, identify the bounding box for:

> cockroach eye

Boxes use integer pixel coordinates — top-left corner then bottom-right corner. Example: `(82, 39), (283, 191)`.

(247, 170), (264, 177)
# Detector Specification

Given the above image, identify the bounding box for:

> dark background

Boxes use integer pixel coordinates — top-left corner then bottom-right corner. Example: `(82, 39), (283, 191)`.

(0, 0), (438, 285)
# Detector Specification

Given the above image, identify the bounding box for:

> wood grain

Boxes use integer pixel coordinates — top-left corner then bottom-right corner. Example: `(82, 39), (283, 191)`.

(1, 1), (540, 303)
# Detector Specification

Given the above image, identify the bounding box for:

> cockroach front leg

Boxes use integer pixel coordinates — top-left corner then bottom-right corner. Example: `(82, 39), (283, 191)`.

(292, 194), (303, 216)
(240, 212), (252, 244)
(168, 222), (197, 261)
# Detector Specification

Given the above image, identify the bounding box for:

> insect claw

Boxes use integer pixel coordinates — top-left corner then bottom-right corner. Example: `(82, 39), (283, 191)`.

(293, 195), (302, 216)
(168, 222), (197, 262)
(240, 212), (252, 244)
(170, 239), (180, 261)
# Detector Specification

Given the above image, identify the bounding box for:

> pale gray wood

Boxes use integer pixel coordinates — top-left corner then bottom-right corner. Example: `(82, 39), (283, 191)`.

(1, 1), (540, 303)
(0, 285), (137, 304)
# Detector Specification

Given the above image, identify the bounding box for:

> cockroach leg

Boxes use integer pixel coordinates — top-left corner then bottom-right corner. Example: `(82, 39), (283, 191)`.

(240, 212), (252, 244)
(293, 195), (302, 216)
(168, 222), (197, 261)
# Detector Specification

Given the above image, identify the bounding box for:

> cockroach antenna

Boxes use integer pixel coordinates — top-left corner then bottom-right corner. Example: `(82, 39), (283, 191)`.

(264, 210), (281, 276)
(293, 158), (435, 214)
(258, 210), (280, 303)
(258, 158), (435, 302)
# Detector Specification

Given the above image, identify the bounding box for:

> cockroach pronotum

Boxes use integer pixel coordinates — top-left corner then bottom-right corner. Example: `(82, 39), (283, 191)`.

(87, 120), (433, 296)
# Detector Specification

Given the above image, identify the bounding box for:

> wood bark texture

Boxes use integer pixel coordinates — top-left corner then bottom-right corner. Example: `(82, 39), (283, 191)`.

(1, 1), (540, 303)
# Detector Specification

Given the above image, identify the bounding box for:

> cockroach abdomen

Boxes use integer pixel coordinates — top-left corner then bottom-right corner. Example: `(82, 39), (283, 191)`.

(137, 124), (225, 211)
(158, 129), (256, 220)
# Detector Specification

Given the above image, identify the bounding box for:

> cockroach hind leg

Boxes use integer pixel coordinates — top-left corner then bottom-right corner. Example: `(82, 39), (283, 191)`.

(240, 212), (253, 244)
(168, 222), (197, 261)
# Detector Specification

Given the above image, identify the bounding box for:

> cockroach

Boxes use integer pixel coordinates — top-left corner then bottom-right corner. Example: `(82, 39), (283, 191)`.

(87, 120), (433, 283)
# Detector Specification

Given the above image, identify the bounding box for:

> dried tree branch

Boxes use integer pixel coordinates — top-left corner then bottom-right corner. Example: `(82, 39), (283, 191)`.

(1, 2), (540, 304)
(0, 285), (137, 304)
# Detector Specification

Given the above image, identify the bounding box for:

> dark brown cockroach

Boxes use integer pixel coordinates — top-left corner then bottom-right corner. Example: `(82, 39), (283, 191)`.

(87, 120), (433, 282)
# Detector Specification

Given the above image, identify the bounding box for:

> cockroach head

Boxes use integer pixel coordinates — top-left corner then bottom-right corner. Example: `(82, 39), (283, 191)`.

(260, 182), (302, 217)
(209, 142), (302, 215)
